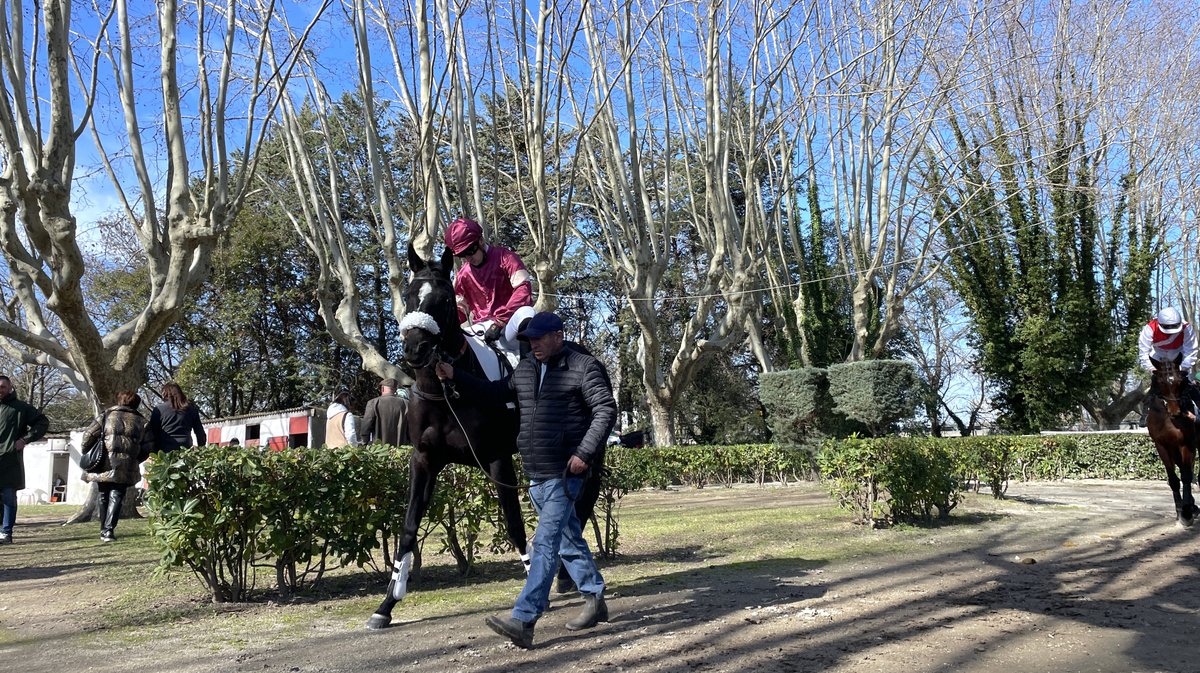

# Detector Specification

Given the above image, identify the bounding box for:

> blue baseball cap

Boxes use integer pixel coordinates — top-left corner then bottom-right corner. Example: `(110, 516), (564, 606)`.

(517, 311), (564, 340)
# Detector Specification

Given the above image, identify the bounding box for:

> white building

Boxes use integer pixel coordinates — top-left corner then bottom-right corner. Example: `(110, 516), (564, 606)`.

(15, 406), (330, 506)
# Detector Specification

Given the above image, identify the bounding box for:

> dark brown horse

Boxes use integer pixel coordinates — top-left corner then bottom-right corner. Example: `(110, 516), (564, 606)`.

(366, 245), (529, 629)
(367, 244), (605, 627)
(1147, 355), (1199, 527)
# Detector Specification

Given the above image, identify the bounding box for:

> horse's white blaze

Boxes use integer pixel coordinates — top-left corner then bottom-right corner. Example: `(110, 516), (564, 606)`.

(417, 281), (433, 308)
(390, 551), (414, 600)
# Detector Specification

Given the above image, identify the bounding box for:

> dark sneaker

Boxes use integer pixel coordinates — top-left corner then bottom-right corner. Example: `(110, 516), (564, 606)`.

(100, 532), (116, 543)
(565, 594), (609, 631)
(0, 533), (11, 544)
(484, 615), (535, 649)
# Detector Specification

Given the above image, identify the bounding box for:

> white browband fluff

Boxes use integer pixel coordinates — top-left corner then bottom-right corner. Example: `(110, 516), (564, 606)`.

(399, 310), (441, 336)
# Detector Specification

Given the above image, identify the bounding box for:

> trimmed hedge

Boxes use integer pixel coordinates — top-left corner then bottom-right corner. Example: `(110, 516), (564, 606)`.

(826, 360), (920, 436)
(145, 434), (1164, 600)
(145, 442), (811, 602)
(145, 443), (536, 602)
(760, 361), (922, 442)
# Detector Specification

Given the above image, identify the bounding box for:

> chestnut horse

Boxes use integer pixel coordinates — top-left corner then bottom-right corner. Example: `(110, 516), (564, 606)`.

(1146, 355), (1199, 527)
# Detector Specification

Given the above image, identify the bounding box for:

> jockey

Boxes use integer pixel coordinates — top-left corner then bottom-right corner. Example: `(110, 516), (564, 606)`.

(445, 217), (534, 362)
(1138, 306), (1200, 421)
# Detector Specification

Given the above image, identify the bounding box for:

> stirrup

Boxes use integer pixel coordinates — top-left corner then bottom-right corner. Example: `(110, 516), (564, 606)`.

(390, 551), (414, 600)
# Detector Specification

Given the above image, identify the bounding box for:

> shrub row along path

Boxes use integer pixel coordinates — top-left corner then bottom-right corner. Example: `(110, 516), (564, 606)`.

(2, 480), (1198, 673)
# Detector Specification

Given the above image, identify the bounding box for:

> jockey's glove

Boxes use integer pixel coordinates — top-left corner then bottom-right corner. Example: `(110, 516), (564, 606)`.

(484, 323), (503, 344)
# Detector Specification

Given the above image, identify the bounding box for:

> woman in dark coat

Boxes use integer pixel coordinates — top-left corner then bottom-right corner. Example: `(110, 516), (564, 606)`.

(149, 382), (206, 453)
(80, 390), (155, 542)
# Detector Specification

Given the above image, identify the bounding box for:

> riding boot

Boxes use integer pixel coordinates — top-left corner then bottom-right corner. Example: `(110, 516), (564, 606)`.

(101, 487), (125, 541)
(565, 593), (609, 631)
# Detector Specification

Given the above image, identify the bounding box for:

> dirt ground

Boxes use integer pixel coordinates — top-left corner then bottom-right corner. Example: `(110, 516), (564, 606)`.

(3, 480), (1199, 673)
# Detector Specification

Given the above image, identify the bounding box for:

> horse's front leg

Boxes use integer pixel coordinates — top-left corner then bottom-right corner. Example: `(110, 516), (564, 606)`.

(490, 457), (531, 572)
(1181, 456), (1196, 526)
(368, 454), (443, 629)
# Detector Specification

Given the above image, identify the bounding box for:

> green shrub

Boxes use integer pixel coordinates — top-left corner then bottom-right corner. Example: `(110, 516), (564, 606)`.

(759, 368), (831, 445)
(818, 436), (962, 526)
(826, 360), (920, 436)
(816, 435), (886, 524)
(144, 446), (270, 602)
(815, 432), (1161, 525)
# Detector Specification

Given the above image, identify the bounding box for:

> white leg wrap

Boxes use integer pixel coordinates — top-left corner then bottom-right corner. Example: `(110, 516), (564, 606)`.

(390, 551), (414, 600)
(520, 551), (532, 574)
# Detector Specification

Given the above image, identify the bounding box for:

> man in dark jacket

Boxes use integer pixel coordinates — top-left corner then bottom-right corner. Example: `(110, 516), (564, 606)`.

(361, 378), (408, 446)
(437, 311), (616, 649)
(0, 375), (50, 544)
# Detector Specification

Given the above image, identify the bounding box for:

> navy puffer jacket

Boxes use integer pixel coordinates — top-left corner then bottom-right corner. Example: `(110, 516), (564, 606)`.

(457, 346), (616, 480)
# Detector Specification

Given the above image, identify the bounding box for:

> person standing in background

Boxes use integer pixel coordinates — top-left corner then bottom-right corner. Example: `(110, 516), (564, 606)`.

(361, 378), (408, 446)
(0, 375), (49, 544)
(80, 390), (155, 542)
(149, 382), (207, 453)
(325, 391), (359, 447)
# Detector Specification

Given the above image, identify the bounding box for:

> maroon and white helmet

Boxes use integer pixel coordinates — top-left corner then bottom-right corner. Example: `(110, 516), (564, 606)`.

(444, 217), (483, 255)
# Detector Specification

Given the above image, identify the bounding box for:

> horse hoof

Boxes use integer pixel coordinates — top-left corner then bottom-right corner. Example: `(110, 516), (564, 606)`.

(366, 613), (392, 630)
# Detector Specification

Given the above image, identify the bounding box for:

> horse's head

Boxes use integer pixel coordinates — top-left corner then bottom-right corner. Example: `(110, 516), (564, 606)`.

(1152, 355), (1187, 417)
(400, 243), (459, 369)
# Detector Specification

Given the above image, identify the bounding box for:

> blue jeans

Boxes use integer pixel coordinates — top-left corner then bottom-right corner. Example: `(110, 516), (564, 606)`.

(1, 487), (16, 536)
(512, 477), (605, 623)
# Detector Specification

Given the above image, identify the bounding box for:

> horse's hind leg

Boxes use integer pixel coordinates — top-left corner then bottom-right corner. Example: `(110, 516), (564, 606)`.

(368, 458), (442, 630)
(1164, 464), (1186, 527)
(491, 458), (531, 571)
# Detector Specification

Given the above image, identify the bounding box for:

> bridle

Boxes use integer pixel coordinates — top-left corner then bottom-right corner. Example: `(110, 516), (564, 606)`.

(1154, 367), (1187, 416)
(405, 329), (469, 401)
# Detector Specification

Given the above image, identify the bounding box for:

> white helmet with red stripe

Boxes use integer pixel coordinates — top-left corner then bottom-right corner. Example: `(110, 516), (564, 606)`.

(1157, 307), (1184, 334)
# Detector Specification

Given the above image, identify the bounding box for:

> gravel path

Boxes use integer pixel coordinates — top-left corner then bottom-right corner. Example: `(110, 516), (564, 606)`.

(2, 480), (1198, 673)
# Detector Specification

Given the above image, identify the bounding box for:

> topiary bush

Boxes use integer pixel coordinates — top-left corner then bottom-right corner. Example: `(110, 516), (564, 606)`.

(826, 360), (920, 436)
(759, 368), (832, 445)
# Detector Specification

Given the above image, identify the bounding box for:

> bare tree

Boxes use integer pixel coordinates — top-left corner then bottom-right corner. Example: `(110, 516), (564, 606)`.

(0, 0), (325, 406)
(804, 0), (972, 362)
(570, 0), (806, 444)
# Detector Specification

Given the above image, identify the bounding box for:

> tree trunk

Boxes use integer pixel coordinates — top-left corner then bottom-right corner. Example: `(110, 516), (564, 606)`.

(647, 394), (675, 447)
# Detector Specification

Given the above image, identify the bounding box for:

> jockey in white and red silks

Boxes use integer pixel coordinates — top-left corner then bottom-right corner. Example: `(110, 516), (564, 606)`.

(1138, 306), (1200, 419)
(1139, 307), (1198, 374)
(444, 217), (534, 361)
